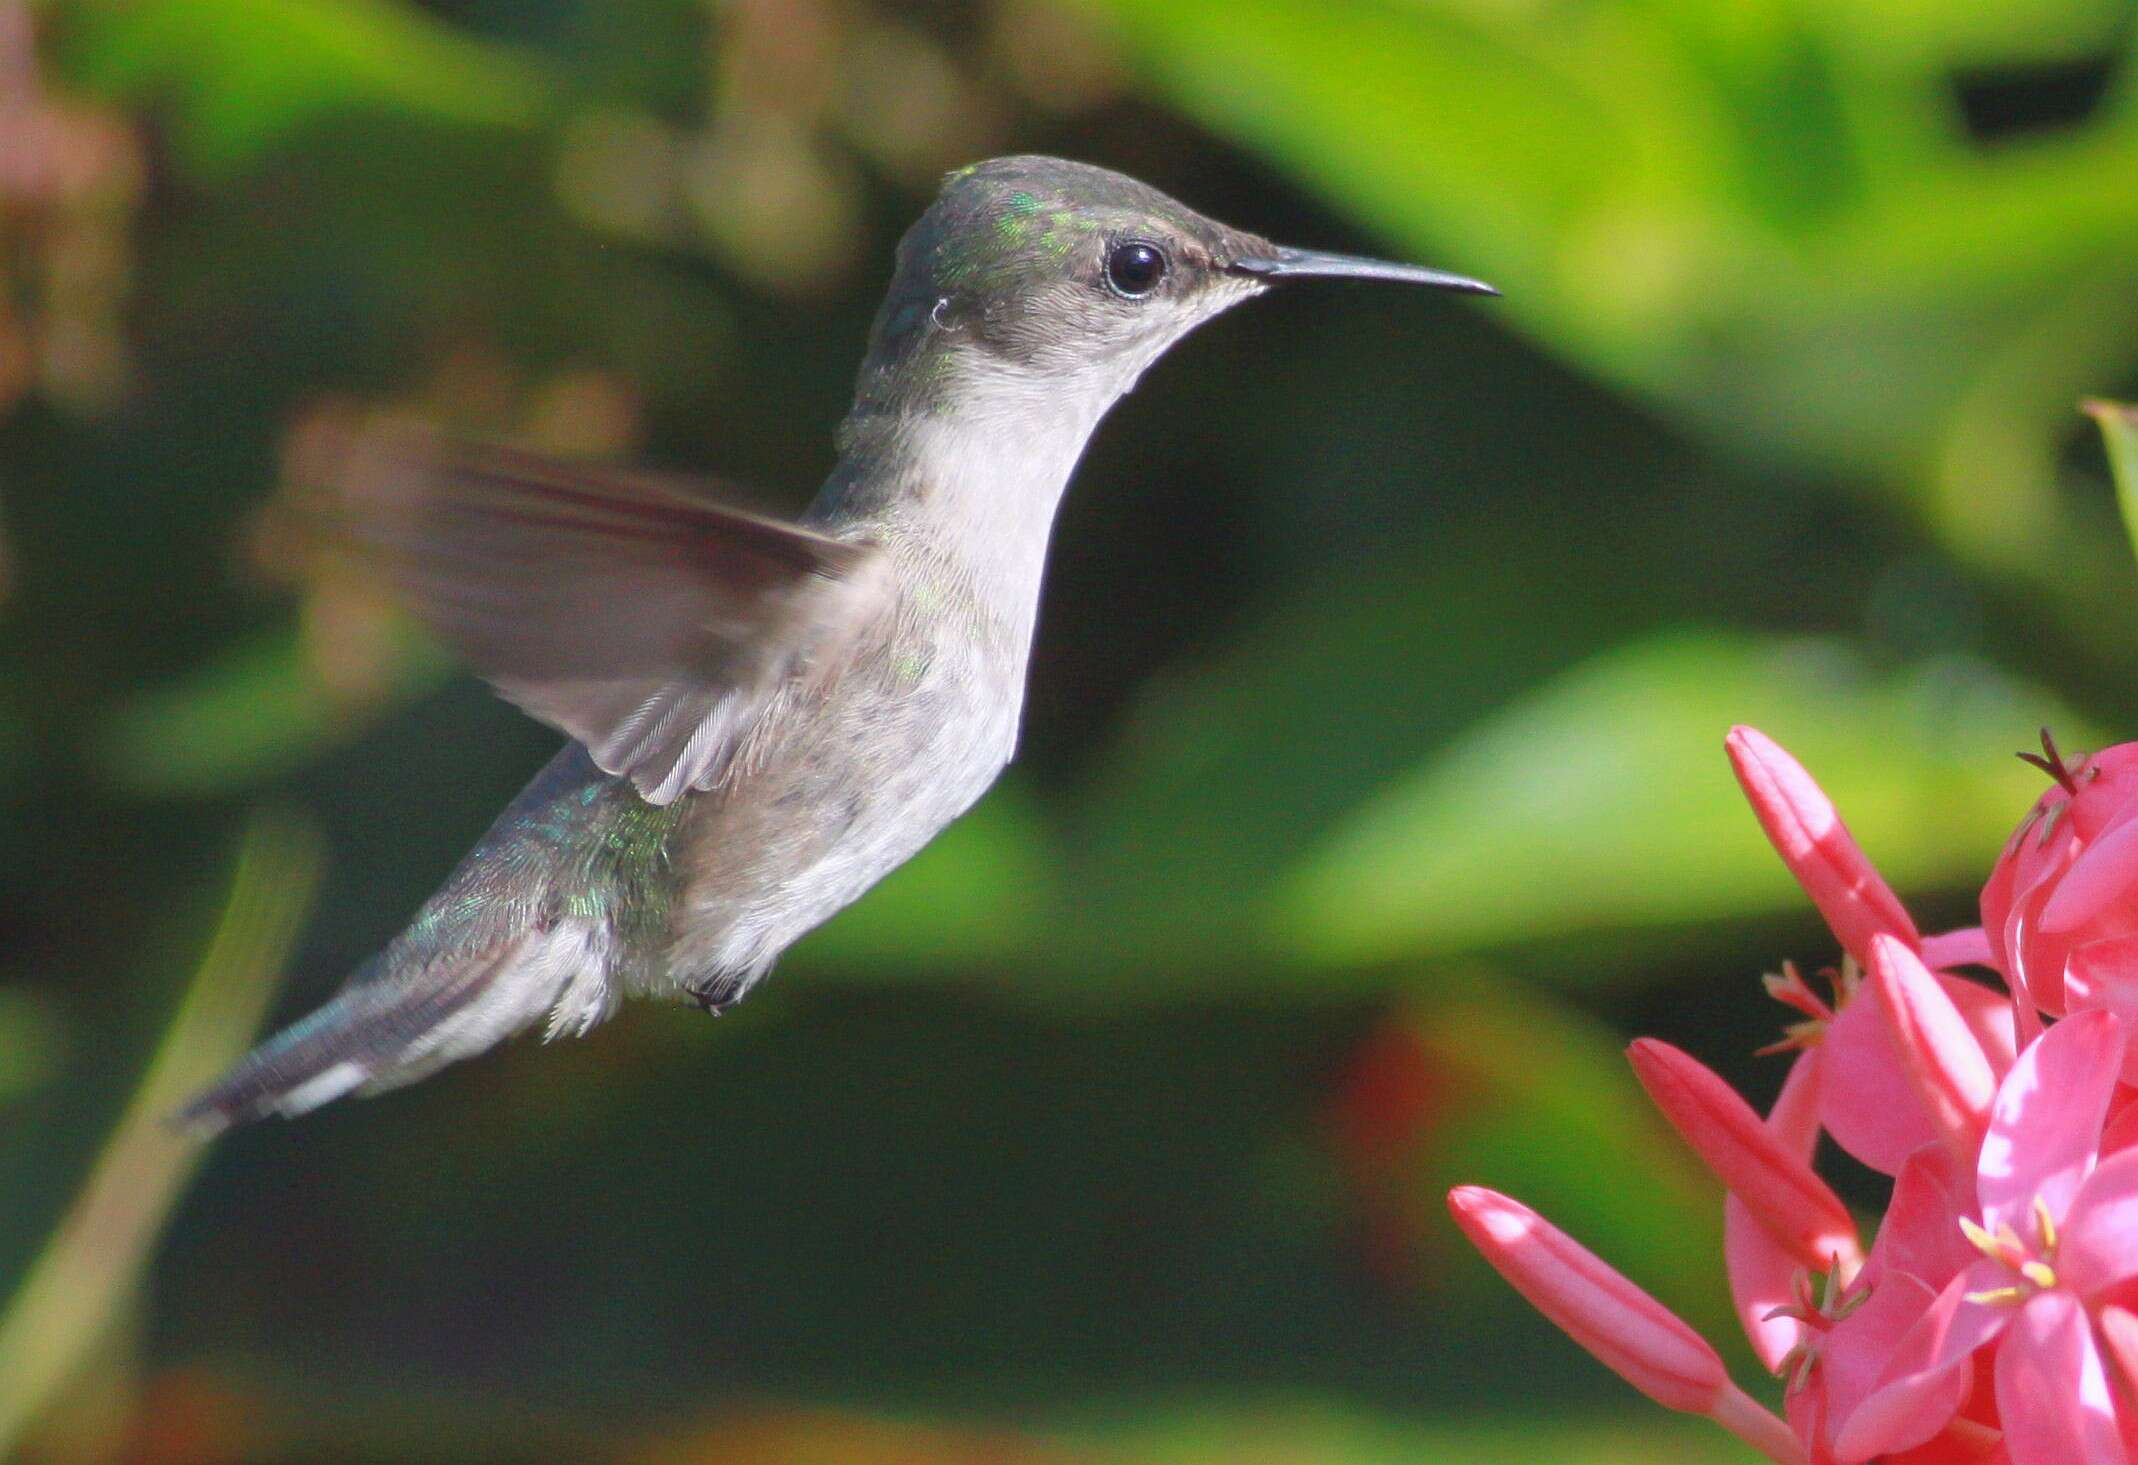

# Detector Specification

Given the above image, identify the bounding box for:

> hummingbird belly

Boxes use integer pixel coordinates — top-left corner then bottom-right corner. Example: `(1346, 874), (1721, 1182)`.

(659, 624), (1022, 1002)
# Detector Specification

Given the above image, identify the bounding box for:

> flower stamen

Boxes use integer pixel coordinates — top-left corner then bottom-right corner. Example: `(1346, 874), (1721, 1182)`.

(1763, 1263), (1866, 1396)
(2018, 727), (2084, 795)
(2038, 798), (2070, 849)
(1957, 1195), (2063, 1307)
(1959, 1216), (2019, 1267)
(1756, 959), (1859, 1055)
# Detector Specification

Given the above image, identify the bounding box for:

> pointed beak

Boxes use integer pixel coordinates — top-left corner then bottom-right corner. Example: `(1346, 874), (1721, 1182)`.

(1229, 246), (1497, 296)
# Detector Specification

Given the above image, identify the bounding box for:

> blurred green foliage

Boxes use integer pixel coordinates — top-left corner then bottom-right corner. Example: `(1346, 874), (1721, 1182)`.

(2096, 396), (2138, 562)
(1279, 630), (2091, 965)
(60, 0), (549, 171)
(0, 815), (318, 1459)
(1087, 0), (2138, 577)
(2, 0), (2135, 1461)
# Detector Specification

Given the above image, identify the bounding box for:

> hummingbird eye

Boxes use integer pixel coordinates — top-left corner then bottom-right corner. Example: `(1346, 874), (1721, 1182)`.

(1104, 240), (1168, 298)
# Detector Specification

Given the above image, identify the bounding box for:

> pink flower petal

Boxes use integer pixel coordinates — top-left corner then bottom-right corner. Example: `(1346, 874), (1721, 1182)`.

(2067, 746), (2138, 843)
(1922, 927), (1995, 973)
(1836, 1266), (2003, 1461)
(2100, 1090), (2138, 1156)
(1885, 1430), (2011, 1464)
(1729, 1048), (1825, 1370)
(1819, 974), (2015, 1176)
(2008, 857), (2078, 1025)
(1630, 1038), (1862, 1271)
(2042, 818), (2138, 935)
(1873, 1143), (1977, 1292)
(1824, 988), (1946, 1175)
(2056, 1148), (2138, 1296)
(2066, 934), (2138, 1009)
(1784, 1369), (1826, 1458)
(1724, 1196), (1803, 1375)
(1986, 817), (2079, 1025)
(1978, 1011), (2122, 1236)
(1728, 726), (1920, 964)
(1994, 1289), (2129, 1465)
(1946, 974), (2019, 1079)
(2099, 1306), (2138, 1403)
(1815, 1271), (1943, 1458)
(2065, 938), (2138, 1085)
(1870, 935), (1996, 1168)
(1447, 1186), (1727, 1414)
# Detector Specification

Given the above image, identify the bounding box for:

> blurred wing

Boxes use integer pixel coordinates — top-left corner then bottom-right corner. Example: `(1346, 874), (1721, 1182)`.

(330, 429), (887, 804)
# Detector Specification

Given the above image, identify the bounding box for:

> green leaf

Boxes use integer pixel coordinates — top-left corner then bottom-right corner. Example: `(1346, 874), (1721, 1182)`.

(62, 0), (550, 173)
(97, 622), (446, 798)
(0, 812), (320, 1454)
(1056, 522), (1657, 983)
(1077, 0), (2138, 580)
(1274, 629), (2092, 966)
(2087, 398), (2138, 574)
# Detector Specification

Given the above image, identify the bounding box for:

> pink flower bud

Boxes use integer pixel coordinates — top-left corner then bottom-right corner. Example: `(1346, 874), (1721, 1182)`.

(1629, 1039), (1862, 1274)
(1446, 1186), (1728, 1414)
(1865, 934), (1994, 1167)
(1725, 1047), (1825, 1371)
(1982, 736), (2138, 1049)
(1727, 726), (1919, 965)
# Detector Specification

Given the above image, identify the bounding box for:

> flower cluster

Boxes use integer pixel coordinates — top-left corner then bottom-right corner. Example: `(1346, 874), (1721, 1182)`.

(1450, 727), (2138, 1465)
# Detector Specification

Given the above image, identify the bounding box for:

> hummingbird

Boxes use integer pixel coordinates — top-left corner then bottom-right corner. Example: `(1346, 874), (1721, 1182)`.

(181, 156), (1494, 1130)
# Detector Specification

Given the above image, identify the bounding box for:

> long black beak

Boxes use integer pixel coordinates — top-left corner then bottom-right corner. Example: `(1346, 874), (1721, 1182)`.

(1230, 246), (1497, 296)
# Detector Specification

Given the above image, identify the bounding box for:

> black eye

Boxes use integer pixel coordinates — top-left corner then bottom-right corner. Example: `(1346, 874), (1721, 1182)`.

(1105, 240), (1168, 298)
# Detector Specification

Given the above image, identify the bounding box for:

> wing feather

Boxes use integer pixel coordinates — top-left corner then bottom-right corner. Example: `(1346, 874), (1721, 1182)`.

(323, 428), (887, 803)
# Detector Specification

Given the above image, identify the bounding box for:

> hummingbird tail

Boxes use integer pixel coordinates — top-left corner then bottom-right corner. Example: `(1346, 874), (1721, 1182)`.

(174, 925), (619, 1133)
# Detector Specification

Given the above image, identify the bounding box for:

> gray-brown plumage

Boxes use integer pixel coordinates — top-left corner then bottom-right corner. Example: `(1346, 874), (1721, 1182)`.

(181, 156), (1493, 1129)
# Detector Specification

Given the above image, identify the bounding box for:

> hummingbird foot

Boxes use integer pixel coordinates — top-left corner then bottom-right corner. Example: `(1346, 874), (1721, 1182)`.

(685, 982), (736, 1017)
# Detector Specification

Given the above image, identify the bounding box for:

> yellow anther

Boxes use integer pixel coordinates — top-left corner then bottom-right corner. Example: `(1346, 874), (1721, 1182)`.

(2021, 1260), (2058, 1290)
(1959, 1216), (2000, 1258)
(2034, 1196), (2058, 1255)
(1965, 1286), (2028, 1307)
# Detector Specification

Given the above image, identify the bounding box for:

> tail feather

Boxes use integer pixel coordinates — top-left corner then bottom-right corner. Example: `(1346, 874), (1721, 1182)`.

(180, 918), (625, 1132)
(175, 944), (526, 1133)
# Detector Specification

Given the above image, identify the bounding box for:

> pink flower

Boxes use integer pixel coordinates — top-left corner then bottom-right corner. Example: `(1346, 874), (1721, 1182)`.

(1629, 1037), (1862, 1276)
(1728, 727), (2013, 1177)
(1447, 1186), (1807, 1463)
(1866, 936), (1997, 1168)
(1727, 725), (1919, 967)
(1453, 725), (2138, 1465)
(1816, 959), (2015, 1177)
(1983, 733), (2138, 1069)
(1778, 1267), (1982, 1465)
(1727, 1046), (1831, 1371)
(1835, 1011), (2138, 1464)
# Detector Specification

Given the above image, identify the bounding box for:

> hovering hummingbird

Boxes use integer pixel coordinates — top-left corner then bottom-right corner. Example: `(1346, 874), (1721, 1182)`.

(181, 156), (1495, 1129)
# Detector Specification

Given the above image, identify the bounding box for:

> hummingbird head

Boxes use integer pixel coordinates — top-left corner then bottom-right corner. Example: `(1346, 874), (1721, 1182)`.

(852, 156), (1495, 421)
